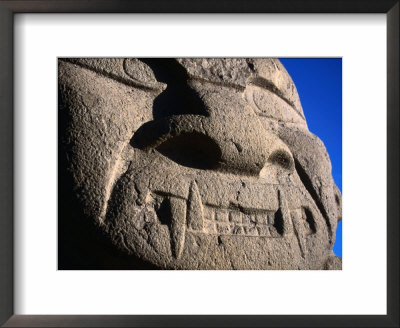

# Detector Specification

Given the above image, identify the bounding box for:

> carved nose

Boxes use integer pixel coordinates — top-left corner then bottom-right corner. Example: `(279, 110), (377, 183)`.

(133, 113), (293, 175)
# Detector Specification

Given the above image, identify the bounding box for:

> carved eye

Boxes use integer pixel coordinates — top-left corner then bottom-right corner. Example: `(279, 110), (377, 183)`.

(268, 150), (294, 171)
(243, 82), (305, 125)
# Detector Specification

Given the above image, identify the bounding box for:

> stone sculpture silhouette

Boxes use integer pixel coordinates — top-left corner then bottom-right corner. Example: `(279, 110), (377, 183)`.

(58, 58), (342, 269)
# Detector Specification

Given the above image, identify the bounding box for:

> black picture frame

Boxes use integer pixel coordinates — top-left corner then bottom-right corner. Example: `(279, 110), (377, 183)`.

(0, 1), (398, 327)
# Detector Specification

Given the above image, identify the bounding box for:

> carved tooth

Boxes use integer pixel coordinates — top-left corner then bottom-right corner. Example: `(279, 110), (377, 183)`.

(229, 211), (242, 224)
(257, 225), (270, 237)
(248, 226), (258, 236)
(203, 206), (214, 221)
(233, 225), (243, 235)
(169, 197), (187, 259)
(278, 190), (293, 235)
(186, 181), (204, 231)
(204, 220), (217, 234)
(291, 210), (306, 259)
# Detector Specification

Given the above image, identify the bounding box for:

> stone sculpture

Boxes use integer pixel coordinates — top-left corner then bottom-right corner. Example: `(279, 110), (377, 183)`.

(58, 58), (342, 270)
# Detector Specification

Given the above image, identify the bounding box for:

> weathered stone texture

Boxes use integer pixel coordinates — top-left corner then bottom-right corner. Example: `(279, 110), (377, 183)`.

(58, 58), (341, 270)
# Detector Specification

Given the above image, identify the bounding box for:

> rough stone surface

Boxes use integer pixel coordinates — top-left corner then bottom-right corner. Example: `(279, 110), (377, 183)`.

(58, 58), (342, 270)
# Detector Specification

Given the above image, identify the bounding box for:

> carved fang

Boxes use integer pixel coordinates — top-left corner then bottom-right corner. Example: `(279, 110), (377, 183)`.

(169, 197), (187, 259)
(291, 210), (306, 259)
(278, 190), (292, 235)
(187, 181), (204, 231)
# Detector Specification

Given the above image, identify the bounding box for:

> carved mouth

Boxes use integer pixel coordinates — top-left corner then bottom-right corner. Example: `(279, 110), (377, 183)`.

(143, 180), (318, 260)
(108, 166), (323, 262)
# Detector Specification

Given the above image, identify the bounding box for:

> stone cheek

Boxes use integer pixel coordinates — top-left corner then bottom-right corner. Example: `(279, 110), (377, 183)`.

(58, 58), (342, 270)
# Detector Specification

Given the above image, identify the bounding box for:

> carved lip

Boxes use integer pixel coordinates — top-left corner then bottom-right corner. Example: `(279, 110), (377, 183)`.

(150, 175), (282, 210)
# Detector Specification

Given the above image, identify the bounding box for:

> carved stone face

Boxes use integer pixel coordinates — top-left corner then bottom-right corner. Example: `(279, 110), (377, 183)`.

(58, 58), (342, 269)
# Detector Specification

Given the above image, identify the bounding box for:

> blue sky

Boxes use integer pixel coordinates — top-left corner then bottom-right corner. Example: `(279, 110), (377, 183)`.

(279, 58), (342, 257)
